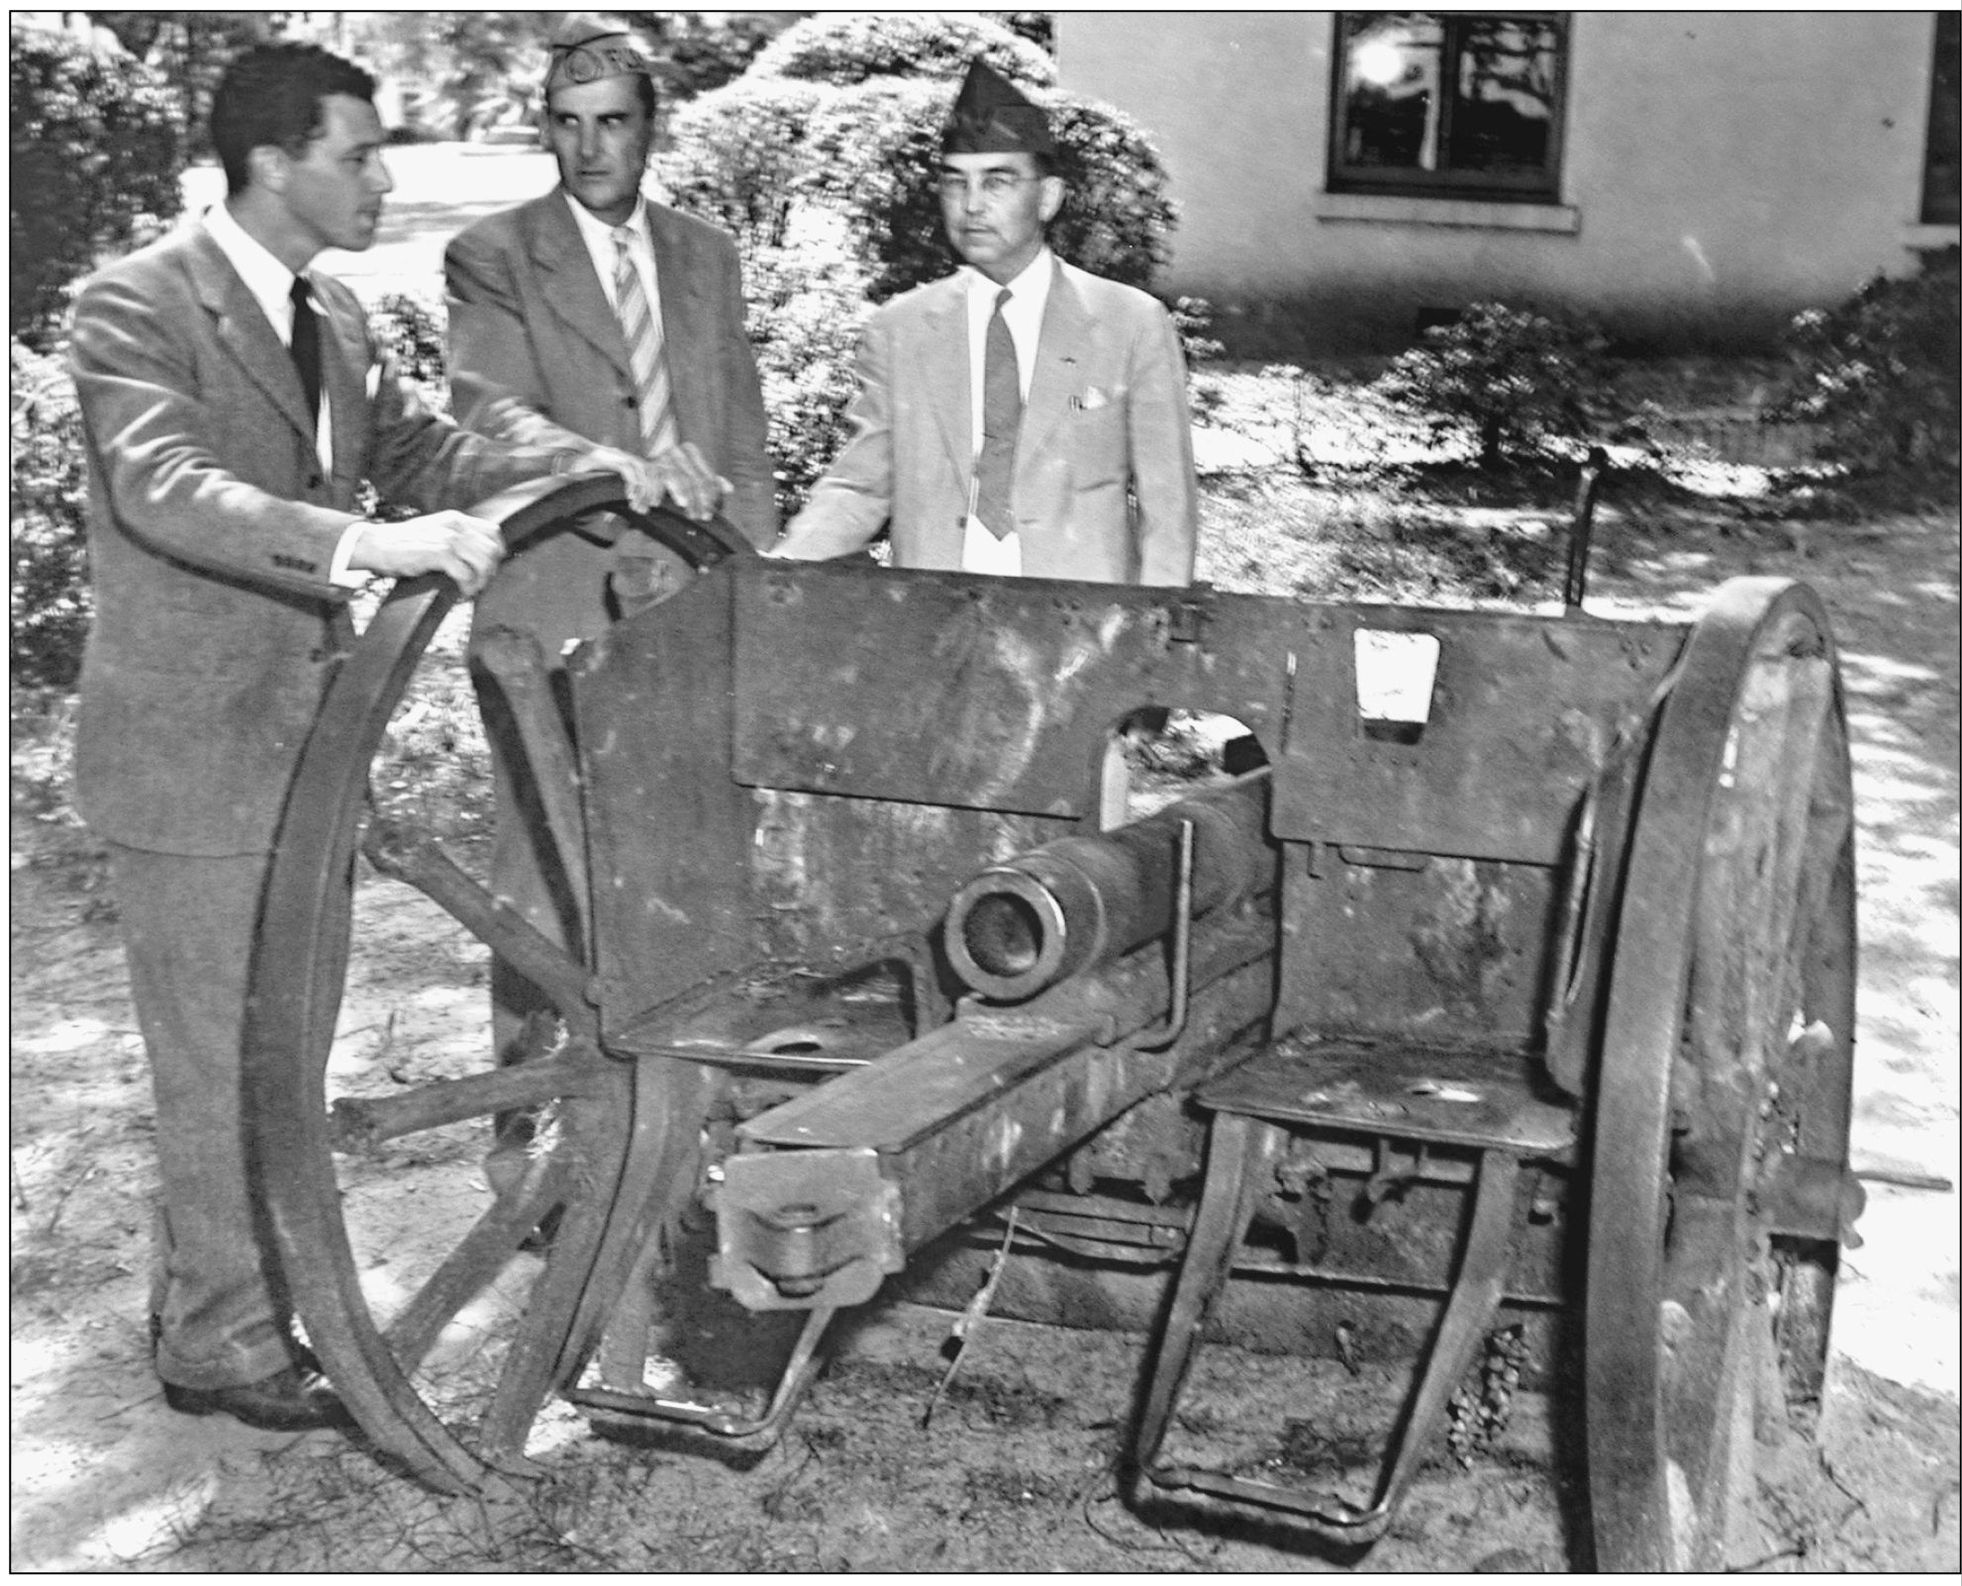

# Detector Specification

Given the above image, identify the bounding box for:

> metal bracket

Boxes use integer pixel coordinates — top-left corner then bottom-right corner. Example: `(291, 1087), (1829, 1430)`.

(1130, 1115), (1522, 1544)
(1136, 818), (1196, 1053)
(1167, 595), (1207, 645)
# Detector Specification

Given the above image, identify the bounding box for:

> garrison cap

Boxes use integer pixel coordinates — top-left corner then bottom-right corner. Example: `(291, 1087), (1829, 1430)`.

(545, 14), (656, 93)
(942, 59), (1055, 158)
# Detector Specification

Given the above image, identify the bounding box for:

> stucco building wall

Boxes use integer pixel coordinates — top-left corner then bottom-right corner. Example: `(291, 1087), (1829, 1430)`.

(1057, 12), (1957, 354)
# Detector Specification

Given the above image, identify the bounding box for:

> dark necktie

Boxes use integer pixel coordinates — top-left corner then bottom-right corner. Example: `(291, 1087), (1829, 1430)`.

(975, 287), (1020, 539)
(288, 274), (321, 427)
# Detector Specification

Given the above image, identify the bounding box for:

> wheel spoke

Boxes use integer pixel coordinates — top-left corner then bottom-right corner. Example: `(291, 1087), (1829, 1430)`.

(383, 1147), (573, 1373)
(329, 1049), (605, 1151)
(361, 815), (596, 1033)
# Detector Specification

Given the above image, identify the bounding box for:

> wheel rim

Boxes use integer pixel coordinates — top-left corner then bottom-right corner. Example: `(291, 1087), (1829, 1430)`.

(1585, 579), (1857, 1570)
(242, 475), (751, 1492)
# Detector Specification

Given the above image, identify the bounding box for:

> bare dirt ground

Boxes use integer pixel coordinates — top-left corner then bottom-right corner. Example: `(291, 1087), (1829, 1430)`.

(11, 487), (1957, 1572)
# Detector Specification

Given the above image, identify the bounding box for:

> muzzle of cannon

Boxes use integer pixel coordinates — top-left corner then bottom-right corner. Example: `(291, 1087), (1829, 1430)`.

(944, 770), (1271, 1002)
(240, 474), (1864, 1570)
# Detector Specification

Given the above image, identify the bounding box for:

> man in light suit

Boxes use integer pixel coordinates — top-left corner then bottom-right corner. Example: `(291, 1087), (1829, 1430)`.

(766, 60), (1198, 587)
(66, 42), (642, 1433)
(444, 16), (776, 1063)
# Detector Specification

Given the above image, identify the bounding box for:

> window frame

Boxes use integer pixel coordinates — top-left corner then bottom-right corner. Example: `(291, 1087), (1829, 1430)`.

(1326, 11), (1570, 205)
(1923, 11), (1959, 226)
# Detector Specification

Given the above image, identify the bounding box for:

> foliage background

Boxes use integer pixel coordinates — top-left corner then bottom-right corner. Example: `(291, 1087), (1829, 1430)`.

(10, 25), (186, 347)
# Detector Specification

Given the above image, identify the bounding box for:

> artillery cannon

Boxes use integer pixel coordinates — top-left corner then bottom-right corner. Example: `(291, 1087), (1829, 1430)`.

(243, 473), (1861, 1569)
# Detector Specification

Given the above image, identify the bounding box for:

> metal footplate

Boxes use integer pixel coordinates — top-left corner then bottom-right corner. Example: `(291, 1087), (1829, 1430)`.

(1128, 1040), (1575, 1544)
(562, 1302), (839, 1452)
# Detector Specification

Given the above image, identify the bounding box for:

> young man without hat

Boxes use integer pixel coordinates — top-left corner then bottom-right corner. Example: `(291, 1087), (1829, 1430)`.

(64, 40), (640, 1431)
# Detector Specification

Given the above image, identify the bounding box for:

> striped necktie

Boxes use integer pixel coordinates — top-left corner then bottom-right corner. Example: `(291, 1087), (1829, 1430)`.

(612, 226), (679, 456)
(975, 287), (1020, 539)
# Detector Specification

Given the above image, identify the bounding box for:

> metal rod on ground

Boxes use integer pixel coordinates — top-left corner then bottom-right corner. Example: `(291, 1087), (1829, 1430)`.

(1564, 445), (1609, 615)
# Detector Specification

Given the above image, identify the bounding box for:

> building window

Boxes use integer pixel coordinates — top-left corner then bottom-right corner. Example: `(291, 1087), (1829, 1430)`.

(1925, 12), (1959, 225)
(1329, 12), (1567, 202)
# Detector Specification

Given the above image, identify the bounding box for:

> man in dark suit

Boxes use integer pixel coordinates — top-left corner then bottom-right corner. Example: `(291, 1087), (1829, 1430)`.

(444, 15), (776, 1062)
(65, 42), (642, 1433)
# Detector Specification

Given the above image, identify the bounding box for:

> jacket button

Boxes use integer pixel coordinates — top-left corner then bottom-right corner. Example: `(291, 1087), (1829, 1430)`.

(307, 647), (325, 662)
(623, 395), (638, 410)
(307, 473), (323, 490)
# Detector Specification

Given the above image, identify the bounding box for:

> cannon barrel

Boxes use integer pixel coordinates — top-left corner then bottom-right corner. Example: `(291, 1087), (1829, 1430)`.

(943, 769), (1274, 1002)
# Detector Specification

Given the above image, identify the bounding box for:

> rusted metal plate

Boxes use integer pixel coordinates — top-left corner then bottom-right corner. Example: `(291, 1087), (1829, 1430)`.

(731, 563), (1288, 816)
(1275, 606), (1682, 864)
(1199, 1039), (1577, 1156)
(747, 789), (1059, 967)
(1275, 848), (1563, 1050)
(573, 564), (758, 1026)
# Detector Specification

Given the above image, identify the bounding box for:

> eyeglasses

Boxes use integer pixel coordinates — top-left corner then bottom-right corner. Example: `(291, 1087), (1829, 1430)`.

(936, 171), (1037, 200)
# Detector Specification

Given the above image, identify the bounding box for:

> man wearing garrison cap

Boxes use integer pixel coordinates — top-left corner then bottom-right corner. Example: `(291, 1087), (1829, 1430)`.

(445, 15), (774, 1065)
(768, 60), (1198, 585)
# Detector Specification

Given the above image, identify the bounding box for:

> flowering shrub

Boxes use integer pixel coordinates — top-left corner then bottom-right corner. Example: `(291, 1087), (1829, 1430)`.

(747, 11), (1054, 89)
(1374, 302), (1614, 466)
(10, 23), (186, 348)
(1769, 246), (1958, 486)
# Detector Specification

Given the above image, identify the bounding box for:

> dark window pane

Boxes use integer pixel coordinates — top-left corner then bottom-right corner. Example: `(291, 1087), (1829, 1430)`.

(1449, 18), (1558, 175)
(1341, 14), (1444, 172)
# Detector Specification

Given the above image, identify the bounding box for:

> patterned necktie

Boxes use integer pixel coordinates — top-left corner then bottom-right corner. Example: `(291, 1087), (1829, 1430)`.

(288, 274), (321, 427)
(975, 287), (1020, 539)
(612, 226), (679, 456)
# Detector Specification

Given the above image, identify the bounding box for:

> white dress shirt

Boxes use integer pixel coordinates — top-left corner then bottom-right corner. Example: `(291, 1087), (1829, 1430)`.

(202, 202), (367, 587)
(959, 248), (1056, 577)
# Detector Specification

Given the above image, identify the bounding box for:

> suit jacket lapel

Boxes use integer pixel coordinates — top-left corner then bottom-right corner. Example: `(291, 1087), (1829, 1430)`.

(920, 277), (970, 479)
(186, 228), (316, 444)
(320, 286), (367, 495)
(648, 204), (713, 446)
(1019, 259), (1087, 466)
(527, 190), (634, 383)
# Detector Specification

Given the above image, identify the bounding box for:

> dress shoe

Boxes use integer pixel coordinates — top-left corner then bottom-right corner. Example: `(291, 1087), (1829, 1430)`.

(163, 1365), (355, 1432)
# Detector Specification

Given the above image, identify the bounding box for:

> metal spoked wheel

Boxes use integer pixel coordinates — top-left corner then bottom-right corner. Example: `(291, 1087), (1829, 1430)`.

(1585, 579), (1858, 1570)
(241, 474), (751, 1493)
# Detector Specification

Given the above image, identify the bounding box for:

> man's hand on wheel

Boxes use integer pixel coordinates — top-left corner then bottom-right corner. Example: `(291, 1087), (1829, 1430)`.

(585, 442), (729, 523)
(347, 512), (506, 599)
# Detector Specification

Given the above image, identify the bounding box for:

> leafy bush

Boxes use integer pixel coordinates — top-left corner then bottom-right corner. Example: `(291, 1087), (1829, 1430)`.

(680, 76), (1175, 305)
(983, 12), (1056, 53)
(1374, 302), (1615, 467)
(10, 24), (187, 348)
(742, 238), (877, 521)
(748, 11), (1054, 89)
(660, 79), (825, 248)
(10, 339), (93, 688)
(370, 291), (451, 413)
(646, 12), (785, 100)
(1769, 247), (1959, 487)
